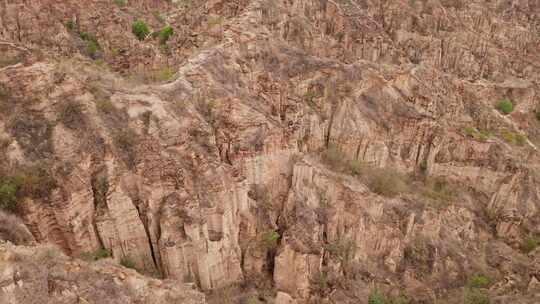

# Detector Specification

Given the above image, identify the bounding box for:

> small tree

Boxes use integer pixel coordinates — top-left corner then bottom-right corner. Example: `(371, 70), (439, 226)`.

(132, 20), (150, 41)
(496, 99), (513, 114)
(159, 26), (173, 45)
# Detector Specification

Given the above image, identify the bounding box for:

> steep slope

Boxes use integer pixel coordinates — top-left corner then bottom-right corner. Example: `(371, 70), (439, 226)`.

(0, 0), (539, 303)
(0, 241), (205, 304)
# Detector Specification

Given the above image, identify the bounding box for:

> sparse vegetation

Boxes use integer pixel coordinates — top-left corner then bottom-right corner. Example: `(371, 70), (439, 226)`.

(120, 256), (137, 269)
(129, 65), (175, 83)
(304, 89), (318, 108)
(368, 290), (385, 304)
(58, 102), (85, 129)
(95, 99), (115, 114)
(321, 144), (362, 175)
(464, 288), (490, 304)
(64, 20), (75, 30)
(260, 231), (280, 249)
(496, 99), (513, 115)
(500, 130), (527, 146)
(521, 237), (538, 253)
(421, 177), (455, 203)
(463, 127), (490, 141)
(325, 238), (355, 268)
(249, 184), (272, 210)
(403, 237), (434, 275)
(536, 110), (540, 122)
(321, 144), (410, 197)
(79, 32), (100, 58)
(159, 26), (173, 45)
(0, 164), (56, 213)
(0, 211), (34, 244)
(0, 178), (18, 212)
(463, 274), (491, 304)
(132, 20), (150, 41)
(310, 271), (329, 295)
(467, 274), (490, 289)
(114, 129), (138, 168)
(366, 167), (409, 197)
(81, 248), (111, 261)
(207, 16), (222, 28)
(153, 11), (165, 23)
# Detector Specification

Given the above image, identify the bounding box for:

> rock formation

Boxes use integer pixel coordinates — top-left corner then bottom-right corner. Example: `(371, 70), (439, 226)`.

(0, 0), (539, 303)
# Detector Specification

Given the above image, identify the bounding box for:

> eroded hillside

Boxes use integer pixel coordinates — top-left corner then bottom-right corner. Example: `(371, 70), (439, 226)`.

(0, 0), (539, 303)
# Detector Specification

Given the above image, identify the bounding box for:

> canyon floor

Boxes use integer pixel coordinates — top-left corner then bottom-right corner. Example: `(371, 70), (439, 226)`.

(0, 0), (539, 303)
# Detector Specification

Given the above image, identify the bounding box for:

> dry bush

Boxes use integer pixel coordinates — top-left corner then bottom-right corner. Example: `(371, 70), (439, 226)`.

(7, 113), (53, 159)
(321, 144), (409, 197)
(364, 167), (409, 198)
(420, 177), (455, 203)
(0, 163), (56, 212)
(113, 129), (139, 169)
(58, 101), (87, 130)
(128, 65), (175, 83)
(321, 144), (362, 175)
(0, 211), (34, 244)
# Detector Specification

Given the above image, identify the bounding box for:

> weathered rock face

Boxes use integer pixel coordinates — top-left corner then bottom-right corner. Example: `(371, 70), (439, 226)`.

(0, 0), (539, 303)
(0, 242), (206, 304)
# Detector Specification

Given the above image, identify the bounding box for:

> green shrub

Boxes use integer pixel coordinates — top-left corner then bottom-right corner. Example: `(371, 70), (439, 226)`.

(368, 290), (385, 304)
(522, 237), (538, 253)
(86, 40), (99, 57)
(81, 248), (110, 261)
(496, 99), (513, 114)
(464, 127), (476, 137)
(94, 248), (110, 259)
(114, 0), (126, 6)
(467, 274), (491, 289)
(0, 179), (18, 212)
(120, 256), (136, 269)
(64, 20), (75, 30)
(515, 134), (527, 146)
(0, 165), (56, 212)
(536, 111), (540, 122)
(159, 26), (173, 45)
(79, 32), (100, 58)
(464, 288), (490, 304)
(132, 20), (150, 41)
(261, 231), (280, 249)
(463, 127), (491, 142)
(501, 131), (527, 146)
